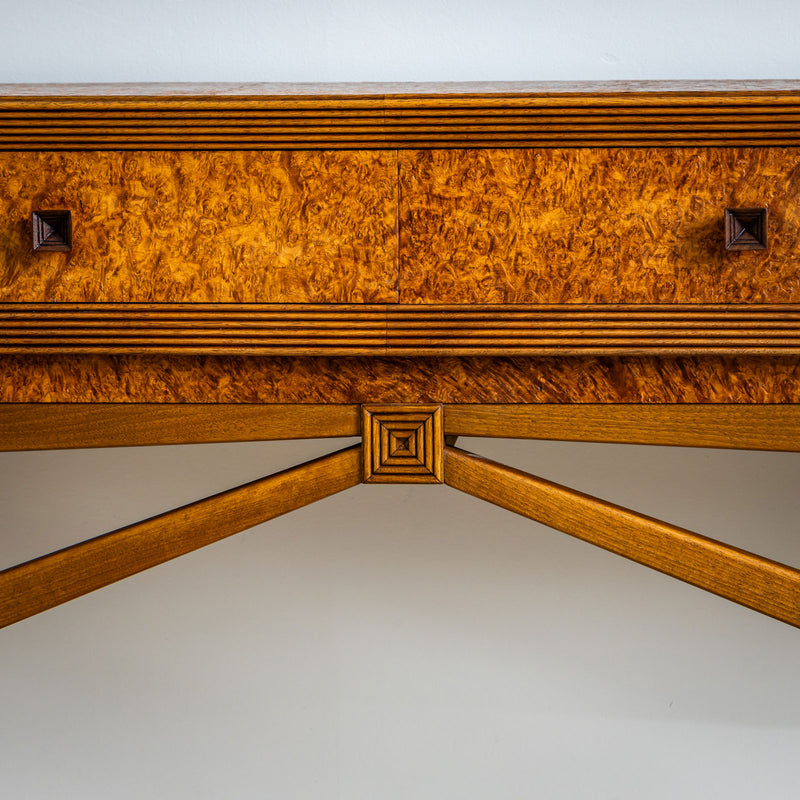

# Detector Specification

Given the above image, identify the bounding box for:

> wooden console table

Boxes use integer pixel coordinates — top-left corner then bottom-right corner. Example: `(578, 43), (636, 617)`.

(1, 81), (799, 629)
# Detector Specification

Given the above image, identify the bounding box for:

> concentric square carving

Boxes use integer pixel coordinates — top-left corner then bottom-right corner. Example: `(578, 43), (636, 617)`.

(362, 404), (443, 483)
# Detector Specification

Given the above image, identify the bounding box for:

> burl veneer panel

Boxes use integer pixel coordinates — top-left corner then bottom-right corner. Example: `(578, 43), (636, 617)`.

(399, 148), (800, 304)
(2, 355), (799, 403)
(0, 151), (397, 303)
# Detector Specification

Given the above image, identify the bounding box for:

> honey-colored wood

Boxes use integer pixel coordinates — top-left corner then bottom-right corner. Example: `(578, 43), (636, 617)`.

(0, 151), (397, 303)
(444, 445), (800, 628)
(2, 82), (800, 149)
(3, 354), (800, 404)
(399, 148), (800, 304)
(0, 403), (360, 451)
(444, 404), (800, 452)
(2, 403), (795, 454)
(3, 304), (800, 356)
(1, 82), (798, 633)
(0, 444), (362, 628)
(362, 404), (444, 483)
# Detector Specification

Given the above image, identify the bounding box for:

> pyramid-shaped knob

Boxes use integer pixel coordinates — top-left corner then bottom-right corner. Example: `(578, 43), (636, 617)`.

(32, 210), (72, 252)
(724, 207), (767, 251)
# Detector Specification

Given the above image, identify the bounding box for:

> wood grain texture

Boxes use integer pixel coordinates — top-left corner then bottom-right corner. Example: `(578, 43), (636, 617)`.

(444, 404), (800, 451)
(444, 445), (800, 628)
(2, 355), (800, 404)
(5, 403), (796, 453)
(0, 444), (362, 628)
(399, 148), (800, 304)
(0, 151), (397, 303)
(0, 403), (360, 451)
(2, 82), (800, 149)
(4, 303), (800, 356)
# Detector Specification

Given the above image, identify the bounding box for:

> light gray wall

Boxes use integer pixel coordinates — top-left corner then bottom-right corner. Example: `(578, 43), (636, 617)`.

(1, 0), (799, 82)
(1, 3), (799, 797)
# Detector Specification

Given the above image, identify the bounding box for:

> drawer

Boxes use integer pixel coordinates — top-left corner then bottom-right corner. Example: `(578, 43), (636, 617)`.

(0, 151), (398, 303)
(398, 148), (800, 304)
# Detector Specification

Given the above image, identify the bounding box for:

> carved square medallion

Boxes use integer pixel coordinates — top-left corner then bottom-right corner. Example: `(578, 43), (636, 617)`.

(362, 404), (444, 483)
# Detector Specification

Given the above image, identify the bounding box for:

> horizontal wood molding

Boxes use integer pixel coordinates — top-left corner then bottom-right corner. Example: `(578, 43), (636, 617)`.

(2, 82), (800, 149)
(2, 403), (798, 453)
(3, 303), (800, 356)
(0, 403), (360, 451)
(444, 404), (800, 452)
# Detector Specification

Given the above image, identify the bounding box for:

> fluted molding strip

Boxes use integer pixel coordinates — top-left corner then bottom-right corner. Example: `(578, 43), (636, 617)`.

(3, 303), (800, 356)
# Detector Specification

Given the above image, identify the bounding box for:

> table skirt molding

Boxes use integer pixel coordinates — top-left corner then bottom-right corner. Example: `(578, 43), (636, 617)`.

(1, 401), (798, 630)
(4, 80), (800, 149)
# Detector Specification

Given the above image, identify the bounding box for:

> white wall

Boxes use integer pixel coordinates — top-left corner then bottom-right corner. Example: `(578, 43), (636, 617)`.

(1, 3), (800, 798)
(2, 0), (800, 82)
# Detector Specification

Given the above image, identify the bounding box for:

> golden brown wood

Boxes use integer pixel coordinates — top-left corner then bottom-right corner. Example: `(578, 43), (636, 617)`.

(0, 444), (362, 628)
(3, 354), (800, 404)
(444, 404), (800, 452)
(399, 148), (800, 304)
(2, 82), (798, 635)
(2, 82), (800, 149)
(4, 304), (800, 356)
(0, 403), (360, 451)
(3, 403), (795, 454)
(362, 404), (443, 483)
(444, 445), (800, 627)
(0, 151), (397, 303)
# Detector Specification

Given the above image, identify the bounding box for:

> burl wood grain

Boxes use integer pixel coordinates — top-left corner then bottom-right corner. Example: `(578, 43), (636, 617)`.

(0, 151), (397, 303)
(2, 355), (799, 403)
(399, 148), (800, 304)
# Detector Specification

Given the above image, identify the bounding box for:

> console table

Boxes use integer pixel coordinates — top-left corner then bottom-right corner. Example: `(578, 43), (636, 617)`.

(1, 81), (799, 629)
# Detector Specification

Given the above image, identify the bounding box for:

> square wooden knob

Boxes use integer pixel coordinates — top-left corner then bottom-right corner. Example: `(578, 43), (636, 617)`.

(32, 210), (72, 252)
(724, 208), (767, 251)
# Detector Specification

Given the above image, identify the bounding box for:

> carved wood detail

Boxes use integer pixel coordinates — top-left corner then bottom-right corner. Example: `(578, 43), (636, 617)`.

(725, 207), (768, 250)
(362, 404), (443, 483)
(31, 210), (72, 252)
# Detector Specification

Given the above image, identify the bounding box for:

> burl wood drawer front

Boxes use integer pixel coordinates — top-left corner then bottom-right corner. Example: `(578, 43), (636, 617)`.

(0, 151), (398, 303)
(399, 148), (800, 304)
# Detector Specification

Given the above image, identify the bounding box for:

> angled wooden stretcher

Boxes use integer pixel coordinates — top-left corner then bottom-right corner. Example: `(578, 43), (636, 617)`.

(1, 81), (799, 628)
